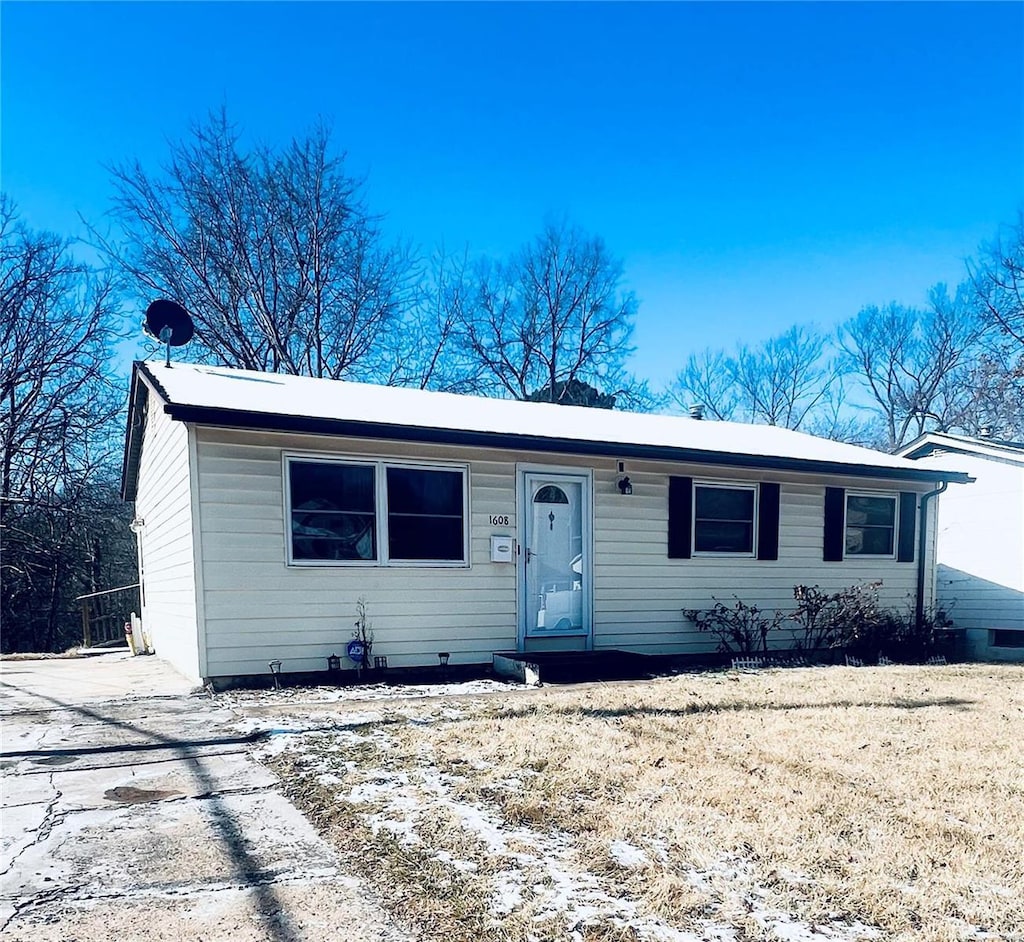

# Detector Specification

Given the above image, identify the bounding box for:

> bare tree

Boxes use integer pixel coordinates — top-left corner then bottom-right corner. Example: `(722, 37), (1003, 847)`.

(969, 210), (1024, 348)
(839, 283), (987, 450)
(452, 220), (636, 402)
(368, 250), (484, 393)
(1, 198), (132, 652)
(97, 111), (416, 379)
(671, 326), (835, 429)
(803, 378), (888, 448)
(1, 198), (122, 509)
(957, 346), (1024, 440)
(961, 214), (1024, 439)
(733, 326), (834, 428)
(671, 349), (741, 420)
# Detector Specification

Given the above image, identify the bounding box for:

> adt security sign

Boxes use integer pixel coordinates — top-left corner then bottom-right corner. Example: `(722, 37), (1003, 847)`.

(346, 639), (366, 663)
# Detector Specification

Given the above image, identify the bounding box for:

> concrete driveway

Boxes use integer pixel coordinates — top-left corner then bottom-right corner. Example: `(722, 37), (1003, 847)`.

(0, 653), (408, 942)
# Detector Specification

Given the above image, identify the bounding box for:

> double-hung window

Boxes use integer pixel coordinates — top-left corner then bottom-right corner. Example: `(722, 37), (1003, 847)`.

(844, 493), (896, 557)
(285, 456), (468, 566)
(824, 487), (915, 563)
(669, 477), (779, 560)
(693, 483), (757, 555)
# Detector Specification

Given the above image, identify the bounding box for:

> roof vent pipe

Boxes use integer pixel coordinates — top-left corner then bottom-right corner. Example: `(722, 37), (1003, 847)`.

(689, 404), (705, 420)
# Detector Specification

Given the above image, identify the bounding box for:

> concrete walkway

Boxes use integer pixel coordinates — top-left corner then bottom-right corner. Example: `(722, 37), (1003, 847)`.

(0, 653), (409, 941)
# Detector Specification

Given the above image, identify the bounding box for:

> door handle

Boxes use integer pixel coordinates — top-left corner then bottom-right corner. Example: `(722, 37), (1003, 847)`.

(525, 548), (536, 563)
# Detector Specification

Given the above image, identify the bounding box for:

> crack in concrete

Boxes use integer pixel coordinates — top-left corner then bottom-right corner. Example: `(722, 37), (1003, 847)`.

(6, 747), (253, 779)
(2, 866), (345, 911)
(2, 780), (278, 825)
(0, 879), (88, 932)
(0, 813), (80, 935)
(162, 783), (277, 803)
(0, 774), (64, 878)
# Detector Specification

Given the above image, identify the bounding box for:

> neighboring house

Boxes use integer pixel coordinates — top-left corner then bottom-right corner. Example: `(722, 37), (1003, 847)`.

(899, 432), (1024, 662)
(122, 361), (970, 686)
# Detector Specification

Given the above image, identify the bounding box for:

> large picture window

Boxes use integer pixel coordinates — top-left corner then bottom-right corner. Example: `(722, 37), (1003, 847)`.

(845, 493), (896, 556)
(693, 484), (756, 554)
(285, 457), (468, 566)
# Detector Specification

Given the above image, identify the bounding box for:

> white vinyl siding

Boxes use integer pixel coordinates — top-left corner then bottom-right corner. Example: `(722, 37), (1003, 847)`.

(591, 465), (926, 655)
(132, 387), (201, 682)
(192, 426), (935, 677)
(914, 453), (1024, 633)
(196, 431), (516, 677)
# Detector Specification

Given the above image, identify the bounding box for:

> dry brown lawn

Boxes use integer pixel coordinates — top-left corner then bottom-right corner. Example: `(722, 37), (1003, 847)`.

(271, 664), (1023, 942)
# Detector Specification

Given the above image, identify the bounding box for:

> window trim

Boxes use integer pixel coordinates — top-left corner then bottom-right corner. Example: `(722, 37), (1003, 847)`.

(843, 490), (898, 559)
(691, 480), (759, 558)
(283, 453), (470, 568)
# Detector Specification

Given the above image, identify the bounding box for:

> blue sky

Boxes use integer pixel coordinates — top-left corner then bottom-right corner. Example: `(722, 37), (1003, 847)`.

(3, 2), (1022, 385)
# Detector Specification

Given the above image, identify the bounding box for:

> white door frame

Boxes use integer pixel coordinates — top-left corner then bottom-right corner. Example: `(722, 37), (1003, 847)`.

(516, 464), (594, 651)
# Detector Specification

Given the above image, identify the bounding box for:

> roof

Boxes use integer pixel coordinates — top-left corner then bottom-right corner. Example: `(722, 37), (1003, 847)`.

(898, 431), (1024, 467)
(122, 361), (972, 500)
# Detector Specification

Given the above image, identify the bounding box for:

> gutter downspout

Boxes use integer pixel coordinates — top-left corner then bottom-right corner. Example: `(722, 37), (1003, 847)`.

(916, 482), (947, 629)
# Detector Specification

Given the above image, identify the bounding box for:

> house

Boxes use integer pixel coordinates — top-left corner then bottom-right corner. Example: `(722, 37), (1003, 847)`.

(899, 431), (1024, 662)
(121, 361), (970, 686)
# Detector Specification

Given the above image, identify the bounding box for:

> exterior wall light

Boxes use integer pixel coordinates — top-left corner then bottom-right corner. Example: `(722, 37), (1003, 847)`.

(617, 476), (633, 495)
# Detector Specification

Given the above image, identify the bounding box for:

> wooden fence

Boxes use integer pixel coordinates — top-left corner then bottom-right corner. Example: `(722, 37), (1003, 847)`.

(76, 584), (141, 647)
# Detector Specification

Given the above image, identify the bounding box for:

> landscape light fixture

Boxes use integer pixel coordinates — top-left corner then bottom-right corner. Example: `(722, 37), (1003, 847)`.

(268, 659), (283, 690)
(617, 476), (633, 496)
(327, 653), (341, 673)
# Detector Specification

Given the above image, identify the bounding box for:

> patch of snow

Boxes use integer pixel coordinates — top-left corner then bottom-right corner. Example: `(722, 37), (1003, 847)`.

(367, 815), (422, 846)
(750, 912), (882, 941)
(609, 840), (650, 868)
(434, 850), (479, 873)
(220, 677), (520, 709)
(346, 773), (411, 804)
(489, 872), (523, 915)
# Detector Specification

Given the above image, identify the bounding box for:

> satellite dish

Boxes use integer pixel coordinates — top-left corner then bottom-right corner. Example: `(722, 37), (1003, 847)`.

(144, 299), (194, 367)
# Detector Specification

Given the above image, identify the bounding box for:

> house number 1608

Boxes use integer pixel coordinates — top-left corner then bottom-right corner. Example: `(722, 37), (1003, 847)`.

(488, 514), (511, 526)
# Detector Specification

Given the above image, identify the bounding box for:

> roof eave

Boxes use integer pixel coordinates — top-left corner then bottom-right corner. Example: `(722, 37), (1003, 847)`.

(161, 402), (973, 485)
(121, 362), (155, 502)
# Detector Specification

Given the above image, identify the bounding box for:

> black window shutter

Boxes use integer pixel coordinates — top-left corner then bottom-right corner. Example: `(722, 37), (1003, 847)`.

(757, 483), (780, 560)
(823, 487), (846, 561)
(897, 492), (917, 562)
(668, 476), (693, 559)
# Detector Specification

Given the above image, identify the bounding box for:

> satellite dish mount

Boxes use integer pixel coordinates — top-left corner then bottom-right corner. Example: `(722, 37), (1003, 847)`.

(143, 300), (194, 367)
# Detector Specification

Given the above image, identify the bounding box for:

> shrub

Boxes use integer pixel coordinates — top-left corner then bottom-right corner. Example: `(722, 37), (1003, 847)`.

(684, 598), (788, 656)
(688, 583), (952, 665)
(791, 581), (887, 656)
(791, 581), (949, 663)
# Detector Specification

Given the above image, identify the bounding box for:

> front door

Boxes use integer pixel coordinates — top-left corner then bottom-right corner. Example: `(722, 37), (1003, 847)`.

(520, 470), (592, 645)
